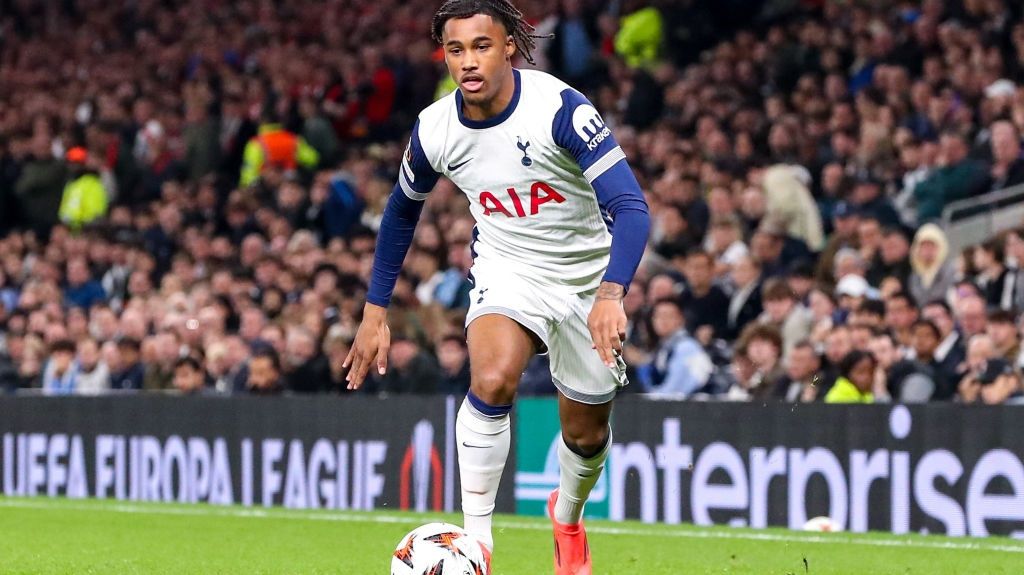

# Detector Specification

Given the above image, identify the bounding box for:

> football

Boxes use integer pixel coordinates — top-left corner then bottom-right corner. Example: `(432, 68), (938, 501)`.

(390, 523), (491, 575)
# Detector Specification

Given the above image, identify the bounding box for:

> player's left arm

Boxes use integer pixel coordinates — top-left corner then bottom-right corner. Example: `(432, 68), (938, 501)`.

(346, 120), (440, 388)
(553, 88), (651, 368)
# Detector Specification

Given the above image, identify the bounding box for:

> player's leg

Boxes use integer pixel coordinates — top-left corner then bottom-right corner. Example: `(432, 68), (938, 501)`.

(552, 394), (612, 525)
(545, 289), (626, 574)
(458, 313), (537, 550)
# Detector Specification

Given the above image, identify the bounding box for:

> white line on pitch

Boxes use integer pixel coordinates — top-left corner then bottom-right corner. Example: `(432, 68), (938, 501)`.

(2, 498), (1023, 554)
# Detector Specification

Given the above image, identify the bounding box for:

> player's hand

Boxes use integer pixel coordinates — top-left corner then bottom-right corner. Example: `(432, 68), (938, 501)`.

(588, 282), (627, 368)
(343, 303), (391, 390)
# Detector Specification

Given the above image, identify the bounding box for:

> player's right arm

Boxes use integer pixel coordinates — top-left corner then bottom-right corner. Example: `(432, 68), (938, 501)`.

(344, 121), (440, 389)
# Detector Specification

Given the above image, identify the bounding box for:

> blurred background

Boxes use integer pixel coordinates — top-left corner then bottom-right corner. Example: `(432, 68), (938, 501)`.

(1, 0), (1024, 408)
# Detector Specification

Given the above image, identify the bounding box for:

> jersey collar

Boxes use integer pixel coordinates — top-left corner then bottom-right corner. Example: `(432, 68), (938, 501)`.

(455, 68), (521, 129)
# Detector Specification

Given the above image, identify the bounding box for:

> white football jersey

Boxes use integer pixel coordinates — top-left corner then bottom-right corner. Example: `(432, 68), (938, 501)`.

(399, 69), (627, 292)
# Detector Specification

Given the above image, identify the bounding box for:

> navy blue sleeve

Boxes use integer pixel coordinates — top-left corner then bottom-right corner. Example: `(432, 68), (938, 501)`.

(552, 88), (649, 289)
(366, 122), (440, 308)
(398, 120), (441, 199)
(593, 165), (650, 288)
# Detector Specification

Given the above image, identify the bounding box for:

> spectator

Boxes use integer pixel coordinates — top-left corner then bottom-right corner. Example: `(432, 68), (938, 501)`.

(719, 347), (755, 402)
(824, 350), (877, 404)
(973, 238), (1013, 310)
(0, 346), (17, 393)
(850, 175), (901, 229)
(1003, 228), (1024, 309)
(370, 334), (440, 395)
(866, 227), (912, 288)
(817, 201), (860, 285)
(0, 268), (18, 313)
(705, 216), (749, 276)
(247, 349), (285, 396)
(58, 148), (108, 230)
(908, 223), (955, 307)
(239, 113), (320, 188)
(182, 102), (221, 182)
(283, 326), (330, 394)
(751, 223), (808, 279)
(771, 340), (822, 402)
(856, 216), (884, 274)
(75, 338), (110, 395)
(913, 131), (990, 223)
(109, 338), (145, 391)
(143, 332), (180, 391)
(921, 299), (967, 387)
(835, 274), (871, 319)
(14, 133), (66, 240)
(761, 165), (824, 252)
(834, 249), (869, 284)
(299, 96), (341, 168)
(977, 369), (1024, 404)
(614, 1), (663, 69)
(956, 295), (989, 340)
(63, 257), (106, 309)
(758, 278), (812, 356)
(546, 0), (598, 85)
(871, 328), (934, 403)
(215, 336), (251, 394)
(820, 324), (853, 396)
(725, 255), (763, 340)
(41, 339), (79, 395)
(437, 335), (471, 396)
(678, 249), (730, 341)
(884, 291), (919, 349)
(957, 335), (1002, 404)
(850, 299), (885, 330)
(786, 262), (816, 303)
(807, 289), (838, 347)
(322, 326), (352, 393)
(172, 356), (211, 395)
(986, 310), (1020, 365)
(434, 241), (474, 309)
(911, 318), (956, 401)
(639, 298), (713, 397)
(989, 120), (1024, 191)
(732, 324), (784, 403)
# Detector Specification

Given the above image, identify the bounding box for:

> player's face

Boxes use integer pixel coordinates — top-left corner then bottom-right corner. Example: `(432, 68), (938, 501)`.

(442, 14), (516, 109)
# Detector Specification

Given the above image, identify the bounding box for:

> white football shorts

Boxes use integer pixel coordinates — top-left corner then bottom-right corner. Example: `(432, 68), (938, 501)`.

(464, 261), (629, 404)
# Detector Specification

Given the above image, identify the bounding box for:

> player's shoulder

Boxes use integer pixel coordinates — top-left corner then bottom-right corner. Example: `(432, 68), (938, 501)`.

(518, 69), (582, 104)
(416, 89), (459, 130)
(518, 68), (573, 92)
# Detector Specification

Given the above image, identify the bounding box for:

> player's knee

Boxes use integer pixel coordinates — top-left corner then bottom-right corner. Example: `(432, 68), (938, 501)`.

(470, 369), (518, 406)
(561, 425), (610, 458)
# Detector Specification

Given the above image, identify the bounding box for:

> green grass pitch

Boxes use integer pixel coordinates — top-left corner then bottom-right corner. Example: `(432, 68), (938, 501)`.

(1, 497), (1022, 574)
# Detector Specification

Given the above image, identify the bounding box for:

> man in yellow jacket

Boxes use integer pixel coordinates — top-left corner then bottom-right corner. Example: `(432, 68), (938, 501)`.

(239, 123), (320, 187)
(614, 3), (663, 69)
(59, 147), (108, 230)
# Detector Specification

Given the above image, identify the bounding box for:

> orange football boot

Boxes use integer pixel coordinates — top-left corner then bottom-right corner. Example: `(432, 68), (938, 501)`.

(547, 489), (592, 575)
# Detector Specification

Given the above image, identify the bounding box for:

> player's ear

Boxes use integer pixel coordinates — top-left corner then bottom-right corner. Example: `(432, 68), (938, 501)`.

(505, 36), (515, 60)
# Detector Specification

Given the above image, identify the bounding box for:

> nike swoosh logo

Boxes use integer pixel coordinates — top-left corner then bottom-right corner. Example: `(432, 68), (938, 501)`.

(447, 158), (472, 171)
(461, 442), (490, 449)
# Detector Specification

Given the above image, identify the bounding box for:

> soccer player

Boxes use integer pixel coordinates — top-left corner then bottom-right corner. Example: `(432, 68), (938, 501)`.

(344, 1), (650, 573)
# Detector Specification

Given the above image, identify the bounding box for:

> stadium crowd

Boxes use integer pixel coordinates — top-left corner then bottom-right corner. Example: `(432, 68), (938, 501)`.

(2, 0), (1024, 404)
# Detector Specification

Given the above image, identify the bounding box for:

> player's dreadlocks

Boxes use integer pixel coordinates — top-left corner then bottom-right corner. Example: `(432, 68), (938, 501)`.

(431, 0), (552, 65)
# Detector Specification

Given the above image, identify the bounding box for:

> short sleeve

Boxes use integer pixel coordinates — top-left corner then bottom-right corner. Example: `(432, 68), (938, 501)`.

(398, 120), (441, 201)
(551, 89), (627, 183)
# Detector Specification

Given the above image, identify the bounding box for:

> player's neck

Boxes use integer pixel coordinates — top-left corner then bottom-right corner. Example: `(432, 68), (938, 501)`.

(461, 69), (516, 121)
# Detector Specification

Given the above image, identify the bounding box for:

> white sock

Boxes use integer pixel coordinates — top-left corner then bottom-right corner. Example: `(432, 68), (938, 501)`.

(457, 398), (510, 550)
(554, 428), (611, 525)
